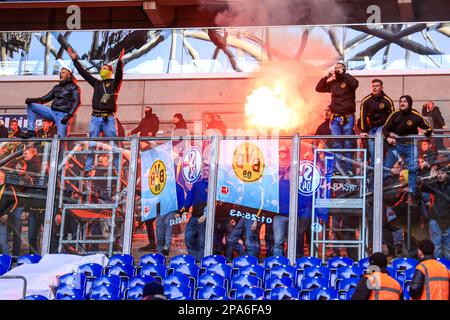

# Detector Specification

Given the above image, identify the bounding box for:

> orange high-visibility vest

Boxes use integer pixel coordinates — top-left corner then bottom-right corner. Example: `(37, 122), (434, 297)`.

(365, 272), (402, 300)
(415, 259), (449, 300)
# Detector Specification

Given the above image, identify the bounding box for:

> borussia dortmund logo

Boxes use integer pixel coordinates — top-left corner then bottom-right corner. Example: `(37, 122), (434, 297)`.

(105, 83), (111, 88)
(232, 142), (264, 183)
(148, 160), (166, 195)
(379, 103), (385, 109)
(340, 82), (347, 89)
(407, 120), (413, 126)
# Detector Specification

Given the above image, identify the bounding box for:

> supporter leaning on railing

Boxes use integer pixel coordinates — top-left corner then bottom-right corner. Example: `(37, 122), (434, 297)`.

(0, 169), (18, 255)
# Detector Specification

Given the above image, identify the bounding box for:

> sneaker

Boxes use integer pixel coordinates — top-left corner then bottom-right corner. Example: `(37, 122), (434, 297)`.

(161, 246), (170, 256)
(139, 244), (156, 252)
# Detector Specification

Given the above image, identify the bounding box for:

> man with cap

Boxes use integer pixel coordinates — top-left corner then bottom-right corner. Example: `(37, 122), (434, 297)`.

(382, 95), (432, 204)
(409, 239), (449, 300)
(351, 252), (403, 300)
(67, 47), (124, 175)
(23, 67), (80, 138)
(315, 62), (359, 175)
(142, 281), (167, 300)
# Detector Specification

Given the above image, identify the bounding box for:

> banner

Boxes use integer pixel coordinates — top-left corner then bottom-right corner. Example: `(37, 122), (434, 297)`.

(140, 142), (177, 222)
(216, 139), (279, 213)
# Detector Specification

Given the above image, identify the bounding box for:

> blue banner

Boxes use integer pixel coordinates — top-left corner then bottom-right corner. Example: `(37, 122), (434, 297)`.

(140, 142), (178, 222)
(216, 139), (279, 213)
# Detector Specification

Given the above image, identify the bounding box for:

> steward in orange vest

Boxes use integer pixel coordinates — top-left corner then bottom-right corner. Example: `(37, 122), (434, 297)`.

(352, 252), (402, 300)
(409, 239), (449, 300)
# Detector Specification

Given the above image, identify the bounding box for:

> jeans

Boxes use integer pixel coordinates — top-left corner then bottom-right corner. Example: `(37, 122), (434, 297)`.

(297, 217), (311, 257)
(367, 126), (383, 165)
(27, 103), (69, 137)
(273, 215), (288, 257)
(244, 218), (262, 258)
(0, 220), (9, 254)
(384, 142), (418, 193)
(85, 115), (118, 172)
(226, 219), (246, 260)
(8, 207), (23, 257)
(185, 216), (206, 262)
(28, 211), (45, 254)
(329, 114), (355, 173)
(156, 212), (175, 254)
(429, 219), (450, 259)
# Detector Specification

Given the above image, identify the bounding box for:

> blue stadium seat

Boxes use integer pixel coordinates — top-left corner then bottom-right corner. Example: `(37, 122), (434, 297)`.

(56, 294), (85, 300)
(386, 266), (396, 278)
(400, 268), (416, 283)
(55, 284), (84, 299)
(201, 255), (227, 268)
(196, 285), (228, 300)
(107, 254), (134, 267)
(58, 272), (87, 290)
(269, 265), (296, 281)
(197, 272), (227, 289)
(265, 276), (293, 290)
(270, 286), (300, 300)
(327, 257), (354, 270)
(238, 264), (265, 282)
(300, 276), (329, 290)
(207, 263), (233, 282)
(0, 254), (12, 271)
(358, 257), (370, 270)
(17, 254), (41, 266)
(402, 282), (411, 301)
(169, 254), (196, 270)
(164, 284), (192, 299)
(25, 295), (48, 300)
(295, 257), (322, 270)
(175, 263), (200, 281)
(128, 275), (156, 289)
(436, 258), (450, 270)
(231, 274), (261, 290)
(93, 274), (122, 289)
(233, 255), (259, 269)
(392, 257), (418, 278)
(334, 266), (363, 288)
(77, 263), (103, 278)
(264, 256), (290, 269)
(0, 264), (8, 276)
(235, 286), (265, 300)
(140, 264), (167, 281)
(139, 253), (165, 266)
(124, 285), (144, 300)
(299, 266), (330, 286)
(343, 288), (356, 300)
(337, 278), (359, 299)
(310, 287), (339, 300)
(90, 284), (121, 300)
(164, 272), (191, 288)
(106, 264), (135, 280)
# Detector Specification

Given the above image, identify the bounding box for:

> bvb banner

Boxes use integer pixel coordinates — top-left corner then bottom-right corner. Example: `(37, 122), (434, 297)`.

(216, 139), (279, 213)
(140, 142), (178, 222)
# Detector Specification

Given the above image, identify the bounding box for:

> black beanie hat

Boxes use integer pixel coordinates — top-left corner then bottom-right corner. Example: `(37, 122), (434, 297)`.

(369, 252), (388, 268)
(400, 95), (413, 109)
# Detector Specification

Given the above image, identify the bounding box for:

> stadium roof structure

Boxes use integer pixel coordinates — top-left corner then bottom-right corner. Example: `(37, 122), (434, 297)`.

(0, 0), (449, 31)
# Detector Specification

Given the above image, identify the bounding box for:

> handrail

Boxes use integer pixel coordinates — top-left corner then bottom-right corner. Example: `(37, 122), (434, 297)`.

(0, 275), (28, 300)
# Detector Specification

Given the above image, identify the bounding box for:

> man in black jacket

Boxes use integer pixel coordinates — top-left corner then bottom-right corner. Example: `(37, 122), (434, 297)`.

(359, 79), (395, 164)
(0, 170), (18, 254)
(8, 119), (22, 138)
(315, 62), (359, 174)
(383, 95), (432, 196)
(420, 165), (450, 259)
(422, 101), (446, 150)
(68, 47), (124, 175)
(0, 120), (8, 139)
(23, 68), (80, 138)
(129, 106), (160, 137)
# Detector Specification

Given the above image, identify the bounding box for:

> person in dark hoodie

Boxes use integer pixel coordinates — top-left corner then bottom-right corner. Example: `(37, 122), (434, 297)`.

(0, 120), (8, 139)
(0, 169), (18, 254)
(383, 95), (432, 199)
(420, 165), (450, 259)
(409, 239), (449, 300)
(67, 47), (124, 175)
(8, 119), (22, 139)
(129, 106), (160, 137)
(351, 252), (403, 300)
(23, 67), (80, 138)
(315, 62), (359, 174)
(422, 100), (446, 150)
(172, 113), (187, 131)
(204, 113), (226, 136)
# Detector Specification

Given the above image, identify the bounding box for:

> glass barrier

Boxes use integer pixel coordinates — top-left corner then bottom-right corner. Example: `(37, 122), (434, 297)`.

(382, 134), (449, 260)
(130, 137), (212, 263)
(0, 138), (52, 257)
(49, 137), (132, 256)
(1, 22), (449, 76)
